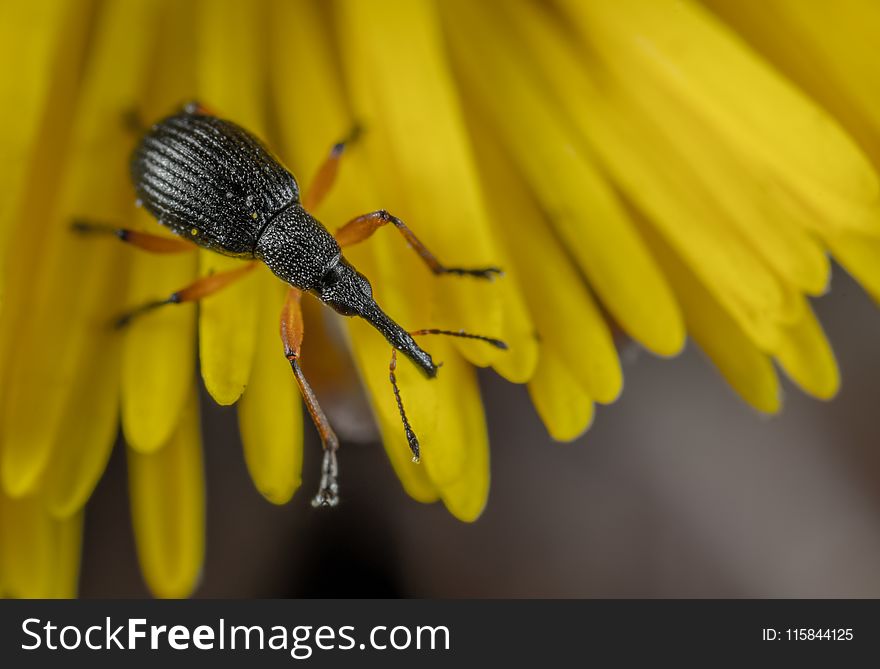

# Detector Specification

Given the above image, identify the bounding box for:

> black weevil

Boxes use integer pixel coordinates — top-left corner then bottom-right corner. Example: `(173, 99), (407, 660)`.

(74, 103), (505, 507)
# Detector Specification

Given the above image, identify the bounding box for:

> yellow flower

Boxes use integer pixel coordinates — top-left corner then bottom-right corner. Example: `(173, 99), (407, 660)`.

(1, 0), (879, 597)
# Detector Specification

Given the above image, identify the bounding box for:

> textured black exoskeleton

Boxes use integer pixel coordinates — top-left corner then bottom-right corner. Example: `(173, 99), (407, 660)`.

(131, 109), (437, 376)
(111, 104), (505, 507)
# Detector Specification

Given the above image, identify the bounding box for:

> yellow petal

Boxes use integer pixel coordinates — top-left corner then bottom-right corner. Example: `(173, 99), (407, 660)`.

(123, 231), (199, 448)
(0, 0), (74, 309)
(1, 0), (161, 497)
(773, 303), (840, 401)
(467, 109), (622, 405)
(122, 0), (200, 451)
(640, 220), (781, 413)
(194, 0), (268, 404)
(336, 0), (505, 367)
(702, 0), (880, 170)
(48, 510), (84, 599)
(0, 2), (92, 393)
(828, 232), (880, 305)
(440, 0), (684, 357)
(420, 340), (490, 521)
(507, 2), (801, 351)
(128, 388), (204, 598)
(38, 325), (121, 517)
(490, 273), (539, 385)
(528, 350), (595, 442)
(238, 270), (303, 504)
(509, 0), (829, 299)
(0, 493), (82, 598)
(561, 0), (880, 238)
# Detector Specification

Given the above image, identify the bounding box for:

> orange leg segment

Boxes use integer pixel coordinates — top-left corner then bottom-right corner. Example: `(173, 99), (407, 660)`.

(281, 288), (341, 508)
(335, 210), (502, 279)
(72, 220), (196, 254)
(114, 262), (257, 328)
(302, 124), (362, 212)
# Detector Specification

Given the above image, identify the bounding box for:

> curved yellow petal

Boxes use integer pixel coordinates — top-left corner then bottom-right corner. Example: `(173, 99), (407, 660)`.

(336, 0), (504, 368)
(506, 1), (804, 351)
(468, 110), (623, 405)
(122, 0), (200, 451)
(39, 327), (121, 517)
(0, 494), (50, 597)
(703, 0), (880, 170)
(0, 2), (92, 395)
(0, 0), (75, 310)
(561, 0), (880, 238)
(123, 235), (199, 450)
(509, 0), (829, 300)
(441, 0), (684, 358)
(490, 273), (539, 385)
(0, 493), (82, 598)
(773, 303), (840, 401)
(238, 271), (303, 504)
(1, 0), (160, 497)
(528, 350), (595, 443)
(194, 0), (268, 404)
(128, 388), (205, 599)
(48, 510), (84, 599)
(829, 233), (880, 305)
(421, 341), (490, 522)
(641, 221), (781, 413)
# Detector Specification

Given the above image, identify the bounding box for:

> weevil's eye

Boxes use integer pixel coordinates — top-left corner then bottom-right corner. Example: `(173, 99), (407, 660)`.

(320, 263), (343, 288)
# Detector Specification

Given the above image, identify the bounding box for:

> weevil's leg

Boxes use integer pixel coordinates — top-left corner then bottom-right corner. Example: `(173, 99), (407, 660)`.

(114, 262), (257, 328)
(72, 220), (196, 254)
(302, 124), (363, 212)
(280, 288), (341, 507)
(387, 329), (508, 462)
(335, 210), (502, 279)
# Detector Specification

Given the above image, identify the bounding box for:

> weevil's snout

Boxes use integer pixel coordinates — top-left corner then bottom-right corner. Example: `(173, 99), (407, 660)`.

(317, 258), (437, 377)
(363, 305), (438, 378)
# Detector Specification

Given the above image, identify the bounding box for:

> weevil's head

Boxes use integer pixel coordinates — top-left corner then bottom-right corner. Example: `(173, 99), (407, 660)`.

(257, 205), (437, 378)
(317, 256), (437, 378)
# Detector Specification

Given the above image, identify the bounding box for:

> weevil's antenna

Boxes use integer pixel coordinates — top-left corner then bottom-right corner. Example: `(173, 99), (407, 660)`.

(389, 348), (421, 462)
(409, 329), (508, 350)
(389, 329), (508, 463)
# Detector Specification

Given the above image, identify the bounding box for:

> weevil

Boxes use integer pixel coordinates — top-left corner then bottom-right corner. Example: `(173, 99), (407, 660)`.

(74, 103), (505, 507)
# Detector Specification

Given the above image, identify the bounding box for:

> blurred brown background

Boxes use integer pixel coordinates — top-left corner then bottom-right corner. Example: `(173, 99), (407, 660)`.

(80, 265), (880, 598)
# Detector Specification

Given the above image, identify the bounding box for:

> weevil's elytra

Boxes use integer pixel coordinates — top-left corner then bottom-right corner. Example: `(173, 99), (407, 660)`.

(131, 112), (299, 257)
(113, 104), (505, 507)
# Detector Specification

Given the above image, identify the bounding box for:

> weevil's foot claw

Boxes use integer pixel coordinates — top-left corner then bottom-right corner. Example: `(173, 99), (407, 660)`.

(476, 266), (504, 280)
(311, 486), (340, 508)
(70, 219), (111, 236)
(113, 314), (132, 330)
(446, 266), (504, 280)
(311, 449), (339, 508)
